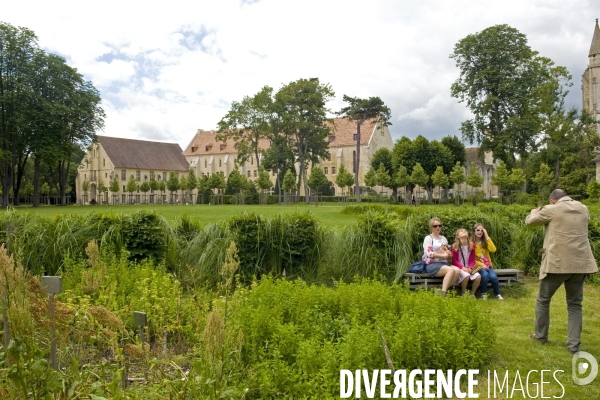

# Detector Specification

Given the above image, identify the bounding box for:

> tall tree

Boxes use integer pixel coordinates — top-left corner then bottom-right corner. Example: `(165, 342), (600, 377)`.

(335, 164), (354, 197)
(337, 95), (391, 202)
(217, 86), (274, 168)
(449, 161), (466, 205)
(275, 78), (334, 203)
(431, 166), (449, 203)
(0, 23), (39, 207)
(466, 162), (484, 201)
(410, 163), (429, 202)
(531, 163), (555, 201)
(450, 24), (568, 168)
(374, 163), (391, 198)
(307, 166), (329, 198)
(166, 171), (180, 202)
(393, 165), (410, 204)
(126, 174), (138, 203)
(109, 176), (119, 204)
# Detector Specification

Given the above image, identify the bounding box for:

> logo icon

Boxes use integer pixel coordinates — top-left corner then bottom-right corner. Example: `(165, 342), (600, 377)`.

(572, 351), (598, 385)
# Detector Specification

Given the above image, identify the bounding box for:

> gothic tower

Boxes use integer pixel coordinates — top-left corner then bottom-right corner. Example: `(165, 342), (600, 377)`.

(582, 19), (600, 132)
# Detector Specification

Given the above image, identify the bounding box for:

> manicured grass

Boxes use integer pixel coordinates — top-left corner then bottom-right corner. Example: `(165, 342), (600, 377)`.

(476, 277), (600, 398)
(4, 203), (360, 228)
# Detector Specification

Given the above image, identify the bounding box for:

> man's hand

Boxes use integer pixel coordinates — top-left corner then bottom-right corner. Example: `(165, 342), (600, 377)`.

(530, 207), (541, 215)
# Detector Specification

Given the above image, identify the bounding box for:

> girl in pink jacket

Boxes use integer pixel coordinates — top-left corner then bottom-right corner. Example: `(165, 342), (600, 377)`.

(451, 228), (481, 298)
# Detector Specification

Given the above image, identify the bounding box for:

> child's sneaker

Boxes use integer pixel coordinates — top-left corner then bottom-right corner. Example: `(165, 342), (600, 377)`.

(496, 295), (504, 300)
(481, 293), (488, 300)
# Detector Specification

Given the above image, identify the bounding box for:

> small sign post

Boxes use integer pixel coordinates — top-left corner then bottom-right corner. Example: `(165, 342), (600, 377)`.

(41, 276), (62, 370)
(133, 311), (147, 346)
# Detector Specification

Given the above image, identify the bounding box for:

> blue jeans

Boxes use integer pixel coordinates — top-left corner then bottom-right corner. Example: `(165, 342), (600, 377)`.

(479, 268), (500, 296)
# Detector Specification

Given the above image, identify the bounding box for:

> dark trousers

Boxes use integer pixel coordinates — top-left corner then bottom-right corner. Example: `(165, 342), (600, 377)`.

(535, 273), (585, 351)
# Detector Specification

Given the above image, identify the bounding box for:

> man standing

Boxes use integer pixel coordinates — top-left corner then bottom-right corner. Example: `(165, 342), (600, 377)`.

(525, 189), (598, 354)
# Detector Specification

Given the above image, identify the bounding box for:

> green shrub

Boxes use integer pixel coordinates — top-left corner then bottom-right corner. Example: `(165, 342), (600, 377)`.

(230, 278), (496, 398)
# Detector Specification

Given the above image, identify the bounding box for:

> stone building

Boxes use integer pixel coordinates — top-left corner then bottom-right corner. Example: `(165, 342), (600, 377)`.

(583, 19), (600, 182)
(75, 136), (189, 204)
(182, 117), (393, 195)
(464, 148), (499, 198)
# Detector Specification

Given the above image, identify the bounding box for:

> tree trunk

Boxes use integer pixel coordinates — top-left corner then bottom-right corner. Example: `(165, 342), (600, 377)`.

(33, 155), (41, 207)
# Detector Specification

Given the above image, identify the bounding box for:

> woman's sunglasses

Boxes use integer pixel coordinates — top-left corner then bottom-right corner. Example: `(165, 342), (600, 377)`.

(432, 224), (442, 228)
(475, 229), (483, 232)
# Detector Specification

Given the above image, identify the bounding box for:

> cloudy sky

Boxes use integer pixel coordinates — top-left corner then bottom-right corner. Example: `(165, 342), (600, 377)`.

(4, 0), (599, 149)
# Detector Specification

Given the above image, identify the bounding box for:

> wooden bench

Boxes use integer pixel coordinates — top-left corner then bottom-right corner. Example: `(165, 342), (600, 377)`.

(404, 268), (523, 290)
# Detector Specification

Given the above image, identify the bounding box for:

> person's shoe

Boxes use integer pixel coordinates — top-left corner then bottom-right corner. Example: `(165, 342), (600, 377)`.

(529, 333), (545, 344)
(481, 293), (488, 300)
(568, 348), (579, 355)
(496, 295), (504, 300)
(471, 294), (476, 299)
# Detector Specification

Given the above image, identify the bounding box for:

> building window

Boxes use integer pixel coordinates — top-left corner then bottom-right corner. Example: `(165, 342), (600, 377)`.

(136, 171), (141, 181)
(150, 171), (154, 179)
(254, 170), (257, 177)
(163, 172), (167, 181)
(247, 170), (251, 177)
(251, 157), (253, 165)
(326, 153), (331, 161)
(324, 167), (328, 175)
(205, 160), (207, 168)
(332, 166), (336, 175)
(220, 144), (225, 150)
(84, 174), (86, 180)
(353, 151), (357, 173)
(103, 158), (105, 166)
(121, 170), (126, 181)
(122, 185), (125, 192)
(105, 173), (107, 178)
(328, 136), (334, 142)
(191, 146), (198, 152)
(219, 159), (222, 167)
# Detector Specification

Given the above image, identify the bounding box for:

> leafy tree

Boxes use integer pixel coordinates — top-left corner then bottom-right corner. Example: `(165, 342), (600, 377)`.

(157, 180), (166, 201)
(431, 166), (449, 203)
(217, 86), (274, 168)
(509, 168), (526, 193)
(450, 24), (569, 169)
(374, 163), (391, 198)
(531, 163), (555, 199)
(257, 166), (273, 191)
(364, 168), (377, 189)
(449, 161), (466, 205)
(335, 164), (354, 196)
(441, 136), (467, 167)
(179, 175), (188, 200)
(166, 171), (180, 202)
(140, 181), (150, 202)
(109, 176), (119, 203)
(40, 182), (50, 204)
(126, 174), (138, 202)
(261, 135), (295, 200)
(275, 78), (334, 203)
(97, 179), (107, 195)
(226, 169), (247, 199)
(586, 180), (600, 200)
(371, 147), (400, 201)
(22, 181), (34, 197)
(410, 163), (429, 202)
(490, 161), (510, 199)
(307, 166), (329, 199)
(209, 172), (226, 194)
(337, 95), (391, 202)
(393, 165), (410, 203)
(82, 180), (90, 202)
(187, 168), (197, 192)
(149, 174), (158, 194)
(466, 162), (484, 204)
(282, 169), (296, 203)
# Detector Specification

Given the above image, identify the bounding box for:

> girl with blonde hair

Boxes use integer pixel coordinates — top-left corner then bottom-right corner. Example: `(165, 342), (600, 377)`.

(451, 228), (481, 298)
(471, 223), (503, 300)
(422, 217), (461, 297)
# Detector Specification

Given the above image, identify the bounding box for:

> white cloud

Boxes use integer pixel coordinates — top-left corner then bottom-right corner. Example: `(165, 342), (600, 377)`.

(3, 0), (598, 148)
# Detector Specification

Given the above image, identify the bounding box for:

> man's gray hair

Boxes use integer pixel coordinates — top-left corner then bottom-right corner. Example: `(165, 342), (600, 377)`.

(550, 189), (567, 201)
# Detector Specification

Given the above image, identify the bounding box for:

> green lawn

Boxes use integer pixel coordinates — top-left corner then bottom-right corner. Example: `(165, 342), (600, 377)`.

(479, 277), (600, 398)
(4, 203), (360, 228)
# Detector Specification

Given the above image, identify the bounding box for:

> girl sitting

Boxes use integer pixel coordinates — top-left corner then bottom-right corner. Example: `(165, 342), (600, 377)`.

(472, 223), (503, 300)
(451, 228), (481, 298)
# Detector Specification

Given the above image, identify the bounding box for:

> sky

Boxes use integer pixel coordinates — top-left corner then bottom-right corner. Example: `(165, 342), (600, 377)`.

(3, 0), (599, 150)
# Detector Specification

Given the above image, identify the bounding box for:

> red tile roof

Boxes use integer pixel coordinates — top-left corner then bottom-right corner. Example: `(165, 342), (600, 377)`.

(183, 117), (380, 156)
(99, 136), (189, 171)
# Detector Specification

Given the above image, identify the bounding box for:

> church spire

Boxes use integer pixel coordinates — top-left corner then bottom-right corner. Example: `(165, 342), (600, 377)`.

(590, 18), (600, 57)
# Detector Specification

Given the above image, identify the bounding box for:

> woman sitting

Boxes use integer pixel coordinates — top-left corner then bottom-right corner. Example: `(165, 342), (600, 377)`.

(451, 228), (481, 298)
(472, 223), (503, 300)
(423, 217), (461, 297)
